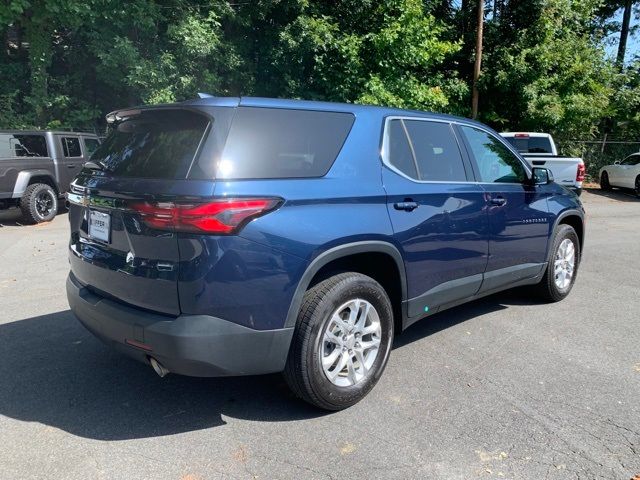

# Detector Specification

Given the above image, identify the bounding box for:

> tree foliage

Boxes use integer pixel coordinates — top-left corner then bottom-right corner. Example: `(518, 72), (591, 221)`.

(0, 0), (638, 149)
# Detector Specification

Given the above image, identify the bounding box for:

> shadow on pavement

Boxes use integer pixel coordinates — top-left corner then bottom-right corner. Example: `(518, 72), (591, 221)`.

(585, 187), (639, 202)
(0, 310), (323, 440)
(0, 206), (68, 227)
(393, 288), (539, 349)
(0, 289), (543, 440)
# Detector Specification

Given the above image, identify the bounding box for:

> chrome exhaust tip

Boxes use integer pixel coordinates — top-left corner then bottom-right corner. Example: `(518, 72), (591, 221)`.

(149, 357), (170, 377)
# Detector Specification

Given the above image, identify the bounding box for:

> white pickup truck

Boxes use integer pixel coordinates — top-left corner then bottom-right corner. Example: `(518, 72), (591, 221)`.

(501, 132), (585, 195)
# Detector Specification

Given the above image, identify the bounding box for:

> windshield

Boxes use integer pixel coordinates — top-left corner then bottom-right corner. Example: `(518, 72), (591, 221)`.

(91, 109), (209, 179)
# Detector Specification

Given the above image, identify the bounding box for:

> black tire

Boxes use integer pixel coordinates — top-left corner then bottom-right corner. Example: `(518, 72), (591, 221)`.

(284, 272), (394, 410)
(19, 183), (58, 224)
(535, 224), (580, 302)
(635, 176), (640, 198)
(600, 171), (611, 191)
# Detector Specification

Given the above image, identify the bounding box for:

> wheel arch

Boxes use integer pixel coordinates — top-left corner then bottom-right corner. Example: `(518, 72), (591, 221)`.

(554, 210), (585, 252)
(284, 241), (408, 334)
(12, 170), (59, 198)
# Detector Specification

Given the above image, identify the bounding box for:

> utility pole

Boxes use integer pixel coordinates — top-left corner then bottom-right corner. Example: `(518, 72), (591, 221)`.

(472, 0), (484, 119)
(617, 0), (633, 67)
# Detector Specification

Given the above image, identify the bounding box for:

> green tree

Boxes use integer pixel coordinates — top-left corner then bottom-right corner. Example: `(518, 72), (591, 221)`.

(480, 0), (615, 139)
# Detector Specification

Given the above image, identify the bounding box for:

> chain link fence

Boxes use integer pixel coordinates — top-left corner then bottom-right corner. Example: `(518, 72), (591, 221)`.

(555, 140), (640, 180)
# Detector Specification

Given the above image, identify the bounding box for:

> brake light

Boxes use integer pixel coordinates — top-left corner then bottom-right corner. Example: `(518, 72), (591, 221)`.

(130, 198), (281, 234)
(576, 164), (586, 182)
(514, 133), (530, 138)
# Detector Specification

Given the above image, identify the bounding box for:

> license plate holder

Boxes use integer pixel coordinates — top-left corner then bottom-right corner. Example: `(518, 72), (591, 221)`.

(88, 210), (111, 243)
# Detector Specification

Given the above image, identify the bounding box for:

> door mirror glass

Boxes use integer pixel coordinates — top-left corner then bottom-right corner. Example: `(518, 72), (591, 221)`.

(532, 167), (553, 185)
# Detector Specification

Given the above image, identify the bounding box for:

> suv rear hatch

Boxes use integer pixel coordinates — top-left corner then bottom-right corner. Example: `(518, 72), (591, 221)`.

(68, 107), (224, 316)
(68, 101), (355, 318)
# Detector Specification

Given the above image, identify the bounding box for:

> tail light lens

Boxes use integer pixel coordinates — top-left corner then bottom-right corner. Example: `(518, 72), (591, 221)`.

(130, 198), (281, 234)
(576, 164), (586, 182)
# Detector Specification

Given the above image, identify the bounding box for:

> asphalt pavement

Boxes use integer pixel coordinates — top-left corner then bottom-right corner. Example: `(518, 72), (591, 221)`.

(0, 188), (639, 480)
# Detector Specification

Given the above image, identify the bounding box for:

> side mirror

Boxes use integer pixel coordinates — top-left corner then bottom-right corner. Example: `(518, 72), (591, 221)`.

(614, 161), (621, 165)
(531, 167), (553, 185)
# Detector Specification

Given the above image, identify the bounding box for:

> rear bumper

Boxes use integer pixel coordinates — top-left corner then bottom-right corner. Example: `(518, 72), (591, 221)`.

(66, 272), (294, 377)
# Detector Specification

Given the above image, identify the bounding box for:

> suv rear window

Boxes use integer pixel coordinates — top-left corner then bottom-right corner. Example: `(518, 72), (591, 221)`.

(92, 109), (209, 179)
(215, 107), (355, 179)
(0, 134), (48, 158)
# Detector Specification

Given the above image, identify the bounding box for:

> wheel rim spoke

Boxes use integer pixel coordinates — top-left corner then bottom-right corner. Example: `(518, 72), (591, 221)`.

(331, 313), (349, 333)
(354, 349), (367, 374)
(347, 300), (360, 327)
(327, 352), (348, 381)
(324, 329), (342, 346)
(322, 347), (341, 369)
(360, 338), (380, 351)
(346, 355), (357, 384)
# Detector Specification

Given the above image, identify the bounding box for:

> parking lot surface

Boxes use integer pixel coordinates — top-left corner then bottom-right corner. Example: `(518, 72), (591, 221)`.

(0, 189), (639, 480)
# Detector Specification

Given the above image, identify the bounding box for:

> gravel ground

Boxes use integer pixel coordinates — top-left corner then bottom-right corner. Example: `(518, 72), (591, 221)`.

(0, 188), (638, 480)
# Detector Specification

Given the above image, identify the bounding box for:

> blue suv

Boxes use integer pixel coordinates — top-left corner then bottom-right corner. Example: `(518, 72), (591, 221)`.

(66, 96), (585, 410)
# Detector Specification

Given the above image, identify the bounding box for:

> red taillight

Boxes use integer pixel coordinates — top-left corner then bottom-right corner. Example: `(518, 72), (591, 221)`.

(130, 198), (281, 234)
(576, 164), (586, 182)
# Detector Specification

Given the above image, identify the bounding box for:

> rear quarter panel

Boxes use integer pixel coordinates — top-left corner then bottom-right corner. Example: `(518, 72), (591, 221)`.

(177, 110), (397, 330)
(0, 157), (56, 198)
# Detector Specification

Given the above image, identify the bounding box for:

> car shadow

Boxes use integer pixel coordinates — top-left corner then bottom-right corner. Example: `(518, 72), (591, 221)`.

(585, 187), (639, 202)
(0, 206), (68, 226)
(0, 289), (543, 440)
(0, 310), (323, 440)
(393, 288), (539, 349)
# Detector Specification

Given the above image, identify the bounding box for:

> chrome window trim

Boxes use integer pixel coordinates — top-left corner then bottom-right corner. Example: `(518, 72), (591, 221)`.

(380, 115), (532, 186)
(380, 116), (472, 184)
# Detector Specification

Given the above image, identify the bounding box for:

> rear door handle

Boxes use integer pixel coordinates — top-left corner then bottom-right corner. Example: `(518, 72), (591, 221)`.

(394, 201), (418, 211)
(490, 196), (507, 206)
(67, 164), (77, 168)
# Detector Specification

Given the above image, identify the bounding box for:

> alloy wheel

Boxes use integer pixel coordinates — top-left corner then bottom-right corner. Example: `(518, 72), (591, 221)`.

(319, 299), (382, 387)
(554, 238), (576, 290)
(35, 190), (55, 218)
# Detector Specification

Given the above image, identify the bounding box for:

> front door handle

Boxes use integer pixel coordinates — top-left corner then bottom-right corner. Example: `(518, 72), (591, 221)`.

(67, 164), (77, 168)
(490, 196), (507, 206)
(394, 201), (419, 211)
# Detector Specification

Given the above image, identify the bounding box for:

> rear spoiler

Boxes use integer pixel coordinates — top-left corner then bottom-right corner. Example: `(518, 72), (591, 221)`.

(105, 109), (142, 124)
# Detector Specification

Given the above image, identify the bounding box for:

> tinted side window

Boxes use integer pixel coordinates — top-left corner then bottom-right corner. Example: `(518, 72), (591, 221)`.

(621, 155), (640, 166)
(404, 120), (466, 181)
(386, 119), (418, 179)
(83, 138), (100, 157)
(461, 126), (527, 183)
(218, 107), (355, 179)
(0, 134), (48, 158)
(62, 137), (82, 157)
